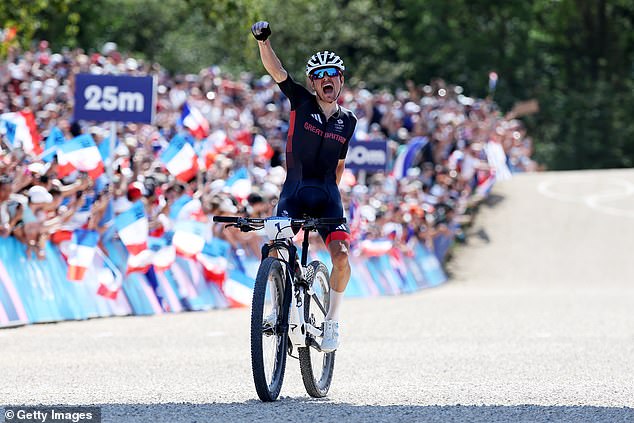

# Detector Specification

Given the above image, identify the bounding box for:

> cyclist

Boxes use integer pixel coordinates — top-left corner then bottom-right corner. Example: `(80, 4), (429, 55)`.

(251, 21), (357, 352)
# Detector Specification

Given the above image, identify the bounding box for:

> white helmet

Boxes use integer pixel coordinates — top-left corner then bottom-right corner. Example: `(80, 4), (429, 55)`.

(305, 51), (345, 76)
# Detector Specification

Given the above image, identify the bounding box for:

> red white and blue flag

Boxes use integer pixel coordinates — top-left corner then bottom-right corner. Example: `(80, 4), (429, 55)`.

(180, 103), (209, 139)
(224, 270), (254, 308)
(252, 134), (274, 161)
(172, 220), (206, 258)
(114, 201), (148, 256)
(94, 248), (124, 300)
(160, 134), (199, 182)
(196, 240), (231, 285)
(359, 238), (394, 257)
(0, 111), (42, 155)
(40, 126), (66, 162)
(58, 134), (104, 179)
(67, 229), (100, 281)
(149, 236), (176, 272)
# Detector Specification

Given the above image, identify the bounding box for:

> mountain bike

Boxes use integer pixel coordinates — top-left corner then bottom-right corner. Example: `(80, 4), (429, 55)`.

(213, 215), (346, 402)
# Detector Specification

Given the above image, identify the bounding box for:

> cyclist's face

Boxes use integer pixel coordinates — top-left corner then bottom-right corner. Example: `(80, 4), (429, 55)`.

(311, 72), (343, 103)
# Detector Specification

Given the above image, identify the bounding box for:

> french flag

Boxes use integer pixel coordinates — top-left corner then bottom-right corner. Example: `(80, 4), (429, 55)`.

(114, 201), (149, 255)
(224, 270), (255, 308)
(359, 238), (394, 257)
(180, 103), (209, 139)
(126, 249), (153, 274)
(169, 194), (199, 221)
(0, 111), (43, 155)
(200, 130), (235, 168)
(172, 220), (206, 258)
(95, 249), (123, 300)
(40, 126), (66, 162)
(160, 134), (199, 182)
(67, 229), (100, 281)
(475, 169), (496, 196)
(149, 236), (176, 272)
(252, 134), (274, 161)
(392, 136), (428, 179)
(196, 240), (231, 285)
(58, 134), (104, 179)
(96, 267), (121, 300)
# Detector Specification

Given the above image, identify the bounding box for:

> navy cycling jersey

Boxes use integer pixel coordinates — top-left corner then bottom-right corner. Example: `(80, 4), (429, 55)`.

(278, 75), (357, 182)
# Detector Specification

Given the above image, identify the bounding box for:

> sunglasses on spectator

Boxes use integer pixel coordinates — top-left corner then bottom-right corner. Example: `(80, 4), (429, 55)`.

(310, 67), (341, 80)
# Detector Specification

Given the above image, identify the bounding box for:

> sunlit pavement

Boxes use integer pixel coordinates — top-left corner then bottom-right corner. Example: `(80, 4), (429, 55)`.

(1, 170), (633, 422)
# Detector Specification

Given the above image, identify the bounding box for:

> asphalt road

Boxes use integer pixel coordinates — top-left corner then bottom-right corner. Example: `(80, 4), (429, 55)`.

(1, 170), (634, 422)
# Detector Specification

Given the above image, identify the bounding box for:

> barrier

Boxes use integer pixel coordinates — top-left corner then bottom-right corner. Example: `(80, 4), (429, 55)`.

(0, 235), (447, 329)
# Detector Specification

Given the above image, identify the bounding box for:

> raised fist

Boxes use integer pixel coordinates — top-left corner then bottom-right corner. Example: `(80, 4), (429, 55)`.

(251, 21), (271, 41)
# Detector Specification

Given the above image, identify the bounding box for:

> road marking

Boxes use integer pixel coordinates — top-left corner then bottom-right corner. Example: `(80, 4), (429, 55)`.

(206, 331), (225, 337)
(537, 176), (634, 218)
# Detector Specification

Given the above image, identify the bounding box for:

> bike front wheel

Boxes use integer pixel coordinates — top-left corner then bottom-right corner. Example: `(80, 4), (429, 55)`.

(298, 260), (336, 398)
(251, 257), (288, 402)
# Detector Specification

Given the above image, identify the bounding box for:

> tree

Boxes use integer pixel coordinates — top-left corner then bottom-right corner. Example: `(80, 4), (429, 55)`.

(0, 0), (79, 57)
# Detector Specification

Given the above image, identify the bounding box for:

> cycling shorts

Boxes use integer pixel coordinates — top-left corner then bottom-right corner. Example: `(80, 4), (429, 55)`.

(276, 179), (350, 246)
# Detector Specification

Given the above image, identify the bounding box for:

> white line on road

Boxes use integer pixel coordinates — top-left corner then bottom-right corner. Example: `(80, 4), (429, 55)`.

(537, 176), (634, 218)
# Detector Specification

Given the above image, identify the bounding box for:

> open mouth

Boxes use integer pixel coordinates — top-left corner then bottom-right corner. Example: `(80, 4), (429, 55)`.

(322, 82), (334, 95)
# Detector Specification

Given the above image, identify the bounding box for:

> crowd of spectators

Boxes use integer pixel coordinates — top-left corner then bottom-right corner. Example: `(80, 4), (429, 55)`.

(0, 41), (537, 261)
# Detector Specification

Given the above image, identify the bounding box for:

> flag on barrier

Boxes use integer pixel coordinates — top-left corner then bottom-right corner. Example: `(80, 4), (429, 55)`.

(197, 240), (231, 284)
(67, 229), (99, 281)
(224, 269), (254, 307)
(94, 248), (123, 300)
(358, 238), (393, 257)
(149, 236), (176, 272)
(160, 134), (199, 182)
(172, 220), (206, 258)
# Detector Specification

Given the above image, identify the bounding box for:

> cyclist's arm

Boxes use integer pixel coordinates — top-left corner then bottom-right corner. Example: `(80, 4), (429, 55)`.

(257, 40), (288, 83)
(336, 159), (346, 186)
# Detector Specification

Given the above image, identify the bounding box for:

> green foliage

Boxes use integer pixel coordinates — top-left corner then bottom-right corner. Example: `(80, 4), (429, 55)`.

(18, 0), (634, 169)
(0, 0), (78, 56)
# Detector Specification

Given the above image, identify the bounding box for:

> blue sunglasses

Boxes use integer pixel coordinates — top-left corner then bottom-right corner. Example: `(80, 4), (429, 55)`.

(310, 67), (341, 80)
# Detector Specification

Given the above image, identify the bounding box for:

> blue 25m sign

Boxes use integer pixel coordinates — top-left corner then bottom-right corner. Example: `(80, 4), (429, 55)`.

(74, 74), (156, 124)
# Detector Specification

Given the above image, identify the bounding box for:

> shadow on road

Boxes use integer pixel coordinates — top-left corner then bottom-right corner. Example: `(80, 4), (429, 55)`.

(483, 193), (505, 208)
(74, 400), (634, 422)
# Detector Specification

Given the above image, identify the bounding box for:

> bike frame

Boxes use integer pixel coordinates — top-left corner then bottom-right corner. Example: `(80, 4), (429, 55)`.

(261, 234), (323, 350)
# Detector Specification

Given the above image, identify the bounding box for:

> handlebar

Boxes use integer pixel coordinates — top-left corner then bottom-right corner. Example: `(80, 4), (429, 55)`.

(212, 215), (346, 232)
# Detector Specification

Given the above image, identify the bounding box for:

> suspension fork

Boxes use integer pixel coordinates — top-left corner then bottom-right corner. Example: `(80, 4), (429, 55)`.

(262, 242), (298, 336)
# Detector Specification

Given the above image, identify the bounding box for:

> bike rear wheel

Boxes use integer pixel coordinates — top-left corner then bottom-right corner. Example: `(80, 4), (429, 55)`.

(298, 260), (336, 398)
(251, 257), (288, 401)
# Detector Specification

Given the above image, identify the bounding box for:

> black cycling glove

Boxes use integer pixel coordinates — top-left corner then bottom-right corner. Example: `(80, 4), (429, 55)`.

(251, 21), (271, 41)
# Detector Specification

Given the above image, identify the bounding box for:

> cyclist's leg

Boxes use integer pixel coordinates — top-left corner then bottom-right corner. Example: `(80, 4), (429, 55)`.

(318, 185), (351, 321)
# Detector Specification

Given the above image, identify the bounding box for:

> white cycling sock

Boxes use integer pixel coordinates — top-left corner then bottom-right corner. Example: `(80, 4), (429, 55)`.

(325, 289), (344, 321)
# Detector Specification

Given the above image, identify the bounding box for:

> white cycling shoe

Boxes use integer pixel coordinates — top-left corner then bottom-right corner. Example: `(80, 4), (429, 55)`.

(320, 320), (340, 352)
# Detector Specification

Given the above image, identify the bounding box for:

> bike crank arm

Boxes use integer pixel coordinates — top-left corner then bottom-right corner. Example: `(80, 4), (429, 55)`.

(304, 323), (323, 338)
